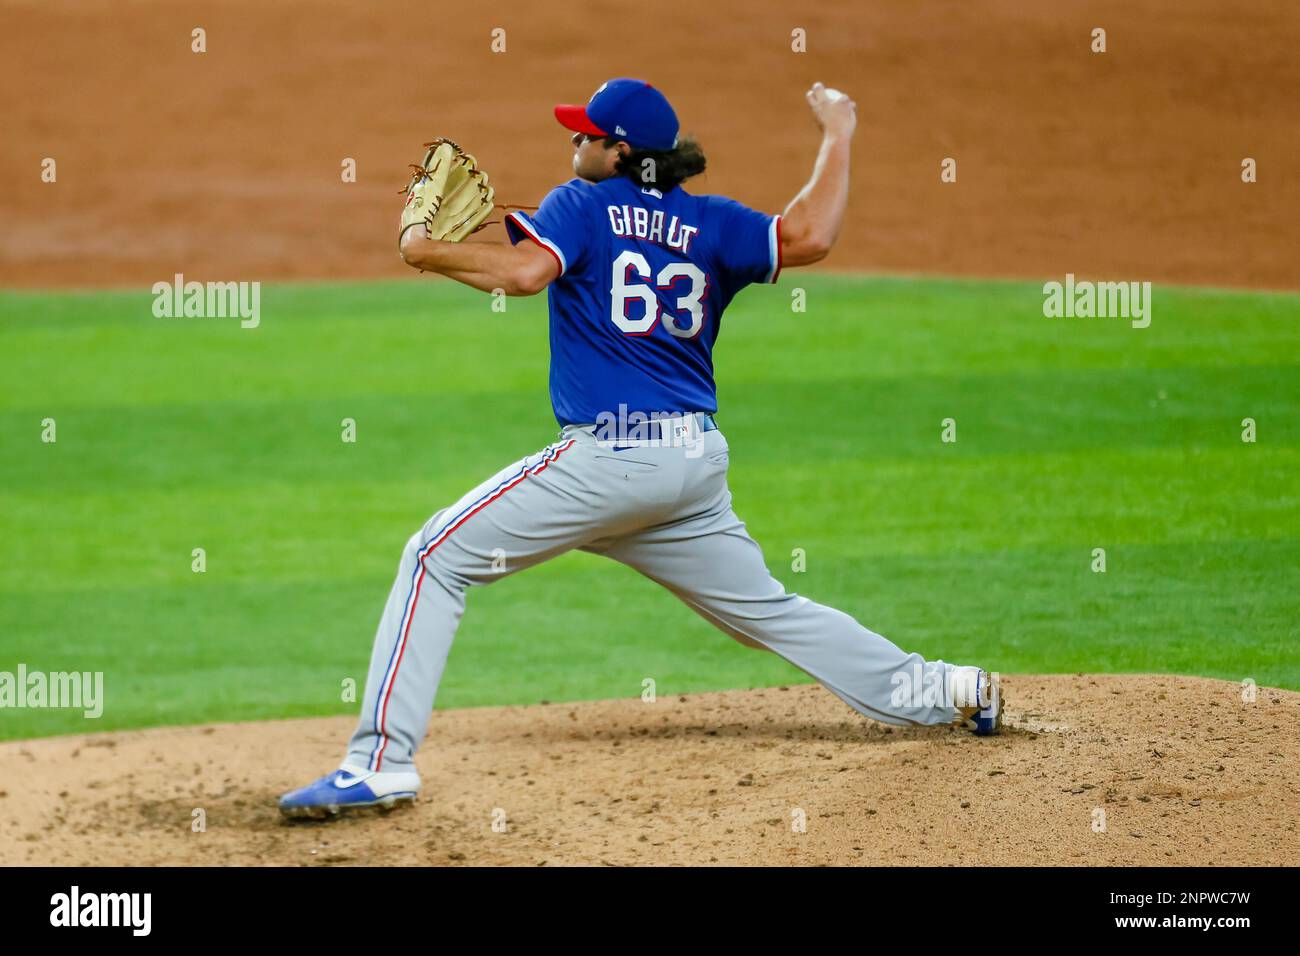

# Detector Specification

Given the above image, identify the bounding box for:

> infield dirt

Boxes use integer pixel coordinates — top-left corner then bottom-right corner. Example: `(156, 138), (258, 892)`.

(3, 676), (1297, 866)
(2, 0), (1297, 290)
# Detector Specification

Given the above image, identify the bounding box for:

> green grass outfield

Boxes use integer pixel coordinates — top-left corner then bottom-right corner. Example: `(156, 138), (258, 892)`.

(1, 275), (1296, 741)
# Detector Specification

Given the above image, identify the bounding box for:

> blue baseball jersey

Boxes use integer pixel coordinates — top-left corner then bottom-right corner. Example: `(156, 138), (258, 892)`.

(505, 176), (781, 426)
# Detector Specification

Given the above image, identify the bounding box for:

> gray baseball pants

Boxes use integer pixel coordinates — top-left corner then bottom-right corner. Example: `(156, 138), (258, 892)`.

(347, 420), (961, 773)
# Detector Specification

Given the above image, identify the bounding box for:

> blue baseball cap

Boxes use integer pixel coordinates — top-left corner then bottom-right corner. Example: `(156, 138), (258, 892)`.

(554, 78), (679, 151)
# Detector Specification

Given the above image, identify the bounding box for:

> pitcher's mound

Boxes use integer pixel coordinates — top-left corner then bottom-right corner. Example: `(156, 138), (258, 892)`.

(3, 674), (1297, 866)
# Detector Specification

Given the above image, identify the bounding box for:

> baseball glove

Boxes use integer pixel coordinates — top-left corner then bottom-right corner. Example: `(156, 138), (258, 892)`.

(399, 138), (496, 245)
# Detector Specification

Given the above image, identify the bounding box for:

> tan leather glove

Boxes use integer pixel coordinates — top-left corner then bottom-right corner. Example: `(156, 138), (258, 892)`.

(399, 138), (496, 246)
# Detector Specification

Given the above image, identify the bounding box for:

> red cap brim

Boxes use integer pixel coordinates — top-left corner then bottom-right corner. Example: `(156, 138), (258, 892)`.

(554, 104), (608, 138)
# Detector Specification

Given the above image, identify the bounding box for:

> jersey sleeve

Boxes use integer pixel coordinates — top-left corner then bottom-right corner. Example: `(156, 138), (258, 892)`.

(710, 197), (782, 286)
(504, 181), (595, 278)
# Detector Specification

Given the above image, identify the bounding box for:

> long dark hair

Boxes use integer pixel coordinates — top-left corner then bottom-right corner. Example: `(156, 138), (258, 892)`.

(604, 135), (706, 191)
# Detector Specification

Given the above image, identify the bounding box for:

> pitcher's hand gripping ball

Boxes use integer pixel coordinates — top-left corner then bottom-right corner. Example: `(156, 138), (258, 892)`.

(399, 138), (496, 245)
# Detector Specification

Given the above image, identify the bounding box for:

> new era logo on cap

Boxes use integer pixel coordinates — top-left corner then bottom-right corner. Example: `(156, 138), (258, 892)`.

(554, 78), (680, 151)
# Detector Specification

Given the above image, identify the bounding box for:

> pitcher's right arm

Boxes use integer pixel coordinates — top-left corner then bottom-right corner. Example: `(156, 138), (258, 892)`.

(779, 82), (857, 267)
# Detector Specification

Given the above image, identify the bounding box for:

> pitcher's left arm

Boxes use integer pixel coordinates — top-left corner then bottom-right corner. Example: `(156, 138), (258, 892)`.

(399, 234), (559, 296)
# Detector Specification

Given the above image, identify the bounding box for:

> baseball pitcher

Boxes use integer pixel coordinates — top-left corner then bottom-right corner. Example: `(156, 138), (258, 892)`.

(281, 79), (1002, 818)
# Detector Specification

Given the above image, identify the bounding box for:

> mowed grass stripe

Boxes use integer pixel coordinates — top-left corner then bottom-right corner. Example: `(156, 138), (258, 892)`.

(3, 445), (1295, 591)
(2, 359), (1298, 492)
(2, 278), (1295, 411)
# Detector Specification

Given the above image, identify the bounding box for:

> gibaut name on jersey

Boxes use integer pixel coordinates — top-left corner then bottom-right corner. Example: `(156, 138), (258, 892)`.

(607, 204), (700, 254)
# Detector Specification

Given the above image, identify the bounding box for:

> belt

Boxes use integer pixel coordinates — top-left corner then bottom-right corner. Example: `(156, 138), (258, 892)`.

(571, 412), (719, 442)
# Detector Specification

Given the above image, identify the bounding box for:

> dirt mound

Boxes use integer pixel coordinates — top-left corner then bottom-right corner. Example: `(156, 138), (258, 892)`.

(3, 675), (1297, 866)
(2, 0), (1297, 290)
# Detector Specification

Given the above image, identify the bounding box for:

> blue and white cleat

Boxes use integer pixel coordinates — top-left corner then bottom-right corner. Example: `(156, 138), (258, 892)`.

(279, 764), (420, 819)
(951, 667), (1003, 736)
